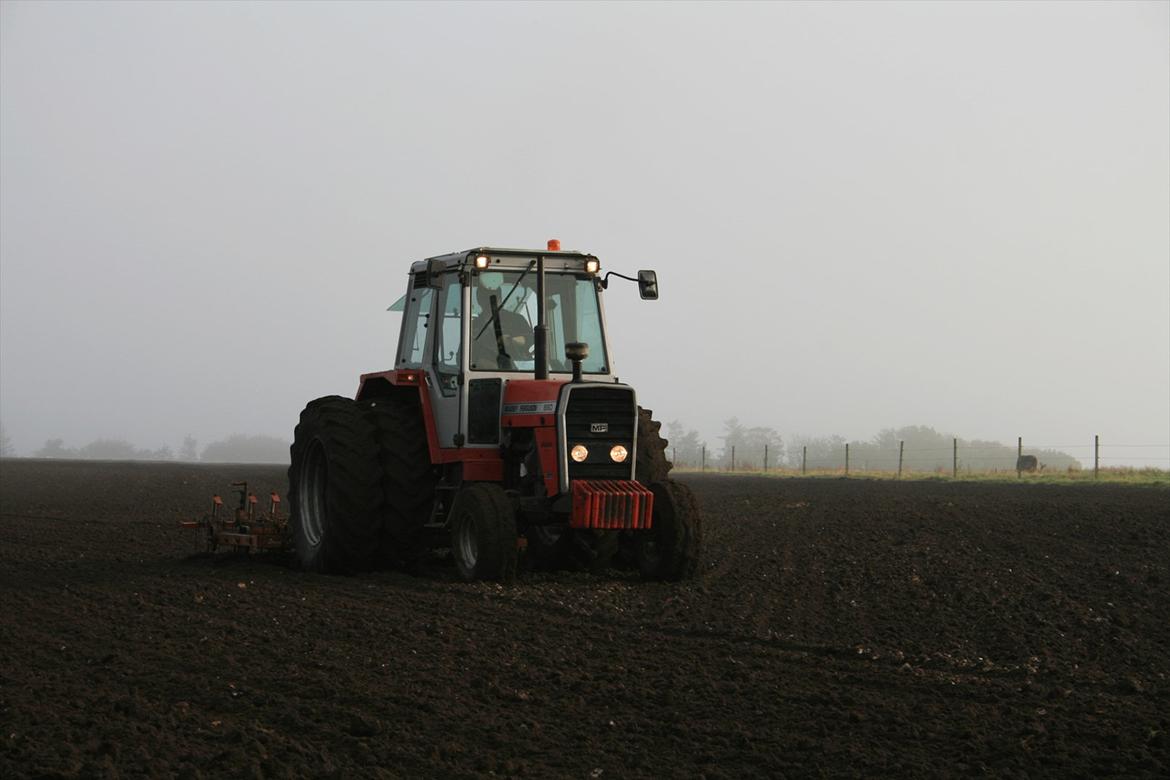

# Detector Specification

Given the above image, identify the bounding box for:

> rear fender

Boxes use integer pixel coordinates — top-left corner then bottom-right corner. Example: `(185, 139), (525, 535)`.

(356, 370), (503, 480)
(356, 370), (441, 462)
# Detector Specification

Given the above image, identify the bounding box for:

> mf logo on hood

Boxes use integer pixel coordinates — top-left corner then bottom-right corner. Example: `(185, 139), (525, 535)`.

(590, 422), (609, 434)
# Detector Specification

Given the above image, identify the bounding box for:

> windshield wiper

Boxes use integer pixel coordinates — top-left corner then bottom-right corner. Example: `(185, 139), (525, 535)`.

(475, 260), (535, 342)
(487, 294), (514, 369)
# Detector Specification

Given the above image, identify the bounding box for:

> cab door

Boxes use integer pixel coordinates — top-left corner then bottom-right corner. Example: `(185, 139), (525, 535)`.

(429, 274), (464, 447)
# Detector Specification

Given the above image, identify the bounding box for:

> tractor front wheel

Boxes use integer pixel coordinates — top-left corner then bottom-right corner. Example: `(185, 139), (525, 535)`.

(525, 526), (617, 573)
(636, 406), (672, 483)
(287, 396), (382, 574)
(450, 483), (518, 583)
(637, 480), (702, 581)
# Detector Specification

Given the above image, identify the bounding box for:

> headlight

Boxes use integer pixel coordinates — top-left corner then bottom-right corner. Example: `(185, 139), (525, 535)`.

(570, 444), (589, 463)
(609, 445), (628, 463)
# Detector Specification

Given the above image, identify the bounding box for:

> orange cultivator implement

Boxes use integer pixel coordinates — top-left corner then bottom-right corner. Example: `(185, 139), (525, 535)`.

(180, 481), (289, 554)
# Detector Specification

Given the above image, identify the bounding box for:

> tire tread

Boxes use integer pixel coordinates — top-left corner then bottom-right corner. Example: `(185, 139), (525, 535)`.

(362, 395), (435, 568)
(287, 396), (382, 574)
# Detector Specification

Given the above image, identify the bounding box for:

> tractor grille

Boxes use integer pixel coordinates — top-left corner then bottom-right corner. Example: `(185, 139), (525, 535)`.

(563, 385), (636, 481)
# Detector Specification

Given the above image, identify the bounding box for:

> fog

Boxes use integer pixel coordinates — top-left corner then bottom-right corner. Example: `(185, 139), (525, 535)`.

(1, 1), (1167, 467)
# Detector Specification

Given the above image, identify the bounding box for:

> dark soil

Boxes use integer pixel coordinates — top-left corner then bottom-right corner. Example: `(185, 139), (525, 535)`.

(2, 459), (1168, 778)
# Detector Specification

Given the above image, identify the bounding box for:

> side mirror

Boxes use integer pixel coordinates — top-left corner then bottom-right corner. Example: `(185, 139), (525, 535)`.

(637, 270), (659, 300)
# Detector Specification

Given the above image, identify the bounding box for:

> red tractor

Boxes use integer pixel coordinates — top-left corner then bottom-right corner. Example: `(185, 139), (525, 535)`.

(287, 240), (701, 581)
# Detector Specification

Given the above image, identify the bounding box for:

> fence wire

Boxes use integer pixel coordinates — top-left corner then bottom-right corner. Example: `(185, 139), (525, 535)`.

(674, 437), (1170, 475)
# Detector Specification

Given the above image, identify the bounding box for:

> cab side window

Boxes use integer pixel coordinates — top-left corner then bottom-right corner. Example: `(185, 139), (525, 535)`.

(398, 282), (434, 368)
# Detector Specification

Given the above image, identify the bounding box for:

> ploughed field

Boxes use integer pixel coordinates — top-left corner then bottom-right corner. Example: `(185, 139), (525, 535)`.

(2, 460), (1168, 778)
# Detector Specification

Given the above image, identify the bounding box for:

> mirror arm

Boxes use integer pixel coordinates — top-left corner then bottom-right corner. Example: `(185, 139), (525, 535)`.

(601, 270), (639, 290)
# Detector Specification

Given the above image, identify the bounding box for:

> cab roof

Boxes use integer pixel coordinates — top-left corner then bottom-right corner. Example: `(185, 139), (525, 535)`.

(409, 246), (599, 275)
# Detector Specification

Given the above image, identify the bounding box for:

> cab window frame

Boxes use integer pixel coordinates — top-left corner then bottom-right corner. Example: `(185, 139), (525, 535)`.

(468, 269), (608, 375)
(397, 279), (435, 369)
(433, 273), (463, 398)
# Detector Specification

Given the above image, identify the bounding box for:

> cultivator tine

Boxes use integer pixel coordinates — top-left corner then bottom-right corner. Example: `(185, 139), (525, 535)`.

(231, 481), (248, 509)
(179, 482), (290, 556)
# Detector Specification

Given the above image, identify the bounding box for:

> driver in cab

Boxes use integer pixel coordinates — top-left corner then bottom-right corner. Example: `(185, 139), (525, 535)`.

(471, 272), (534, 370)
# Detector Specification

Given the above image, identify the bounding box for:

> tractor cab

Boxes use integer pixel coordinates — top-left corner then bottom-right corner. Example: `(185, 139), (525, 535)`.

(388, 242), (653, 461)
(399, 247), (612, 379)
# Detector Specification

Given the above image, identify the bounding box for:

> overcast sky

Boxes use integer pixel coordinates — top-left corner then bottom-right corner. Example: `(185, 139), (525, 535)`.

(1, 1), (1167, 467)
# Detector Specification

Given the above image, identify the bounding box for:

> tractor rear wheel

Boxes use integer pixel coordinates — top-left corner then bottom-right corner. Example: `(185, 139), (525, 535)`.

(450, 483), (518, 583)
(362, 395), (435, 569)
(636, 407), (672, 482)
(287, 396), (383, 574)
(637, 480), (702, 581)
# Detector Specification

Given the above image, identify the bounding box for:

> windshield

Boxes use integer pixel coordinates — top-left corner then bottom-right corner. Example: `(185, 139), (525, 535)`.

(470, 269), (608, 374)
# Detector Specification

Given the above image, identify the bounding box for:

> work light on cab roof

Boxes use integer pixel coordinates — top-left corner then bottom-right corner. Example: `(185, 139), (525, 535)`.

(192, 238), (701, 584)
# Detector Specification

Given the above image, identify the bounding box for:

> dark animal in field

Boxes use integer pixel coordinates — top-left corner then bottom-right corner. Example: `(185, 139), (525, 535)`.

(1017, 454), (1039, 472)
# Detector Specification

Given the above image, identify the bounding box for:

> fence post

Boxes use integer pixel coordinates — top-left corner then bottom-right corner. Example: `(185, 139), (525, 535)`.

(897, 441), (904, 479)
(764, 444), (768, 473)
(672, 446), (676, 466)
(1094, 435), (1099, 479)
(731, 446), (736, 473)
(802, 445), (807, 475)
(1017, 436), (1022, 478)
(845, 443), (850, 476)
(953, 438), (958, 478)
(701, 445), (706, 472)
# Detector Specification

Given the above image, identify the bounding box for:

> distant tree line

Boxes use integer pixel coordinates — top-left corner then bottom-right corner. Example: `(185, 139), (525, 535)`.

(0, 423), (14, 457)
(198, 435), (289, 464)
(30, 433), (290, 464)
(665, 420), (707, 468)
(35, 438), (176, 461)
(9, 418), (1080, 472)
(719, 418), (782, 469)
(665, 418), (784, 469)
(662, 420), (1081, 472)
(787, 425), (1080, 472)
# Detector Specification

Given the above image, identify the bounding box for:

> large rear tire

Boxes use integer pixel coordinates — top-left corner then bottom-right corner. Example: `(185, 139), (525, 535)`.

(287, 396), (383, 574)
(450, 483), (518, 583)
(362, 395), (435, 569)
(637, 480), (702, 582)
